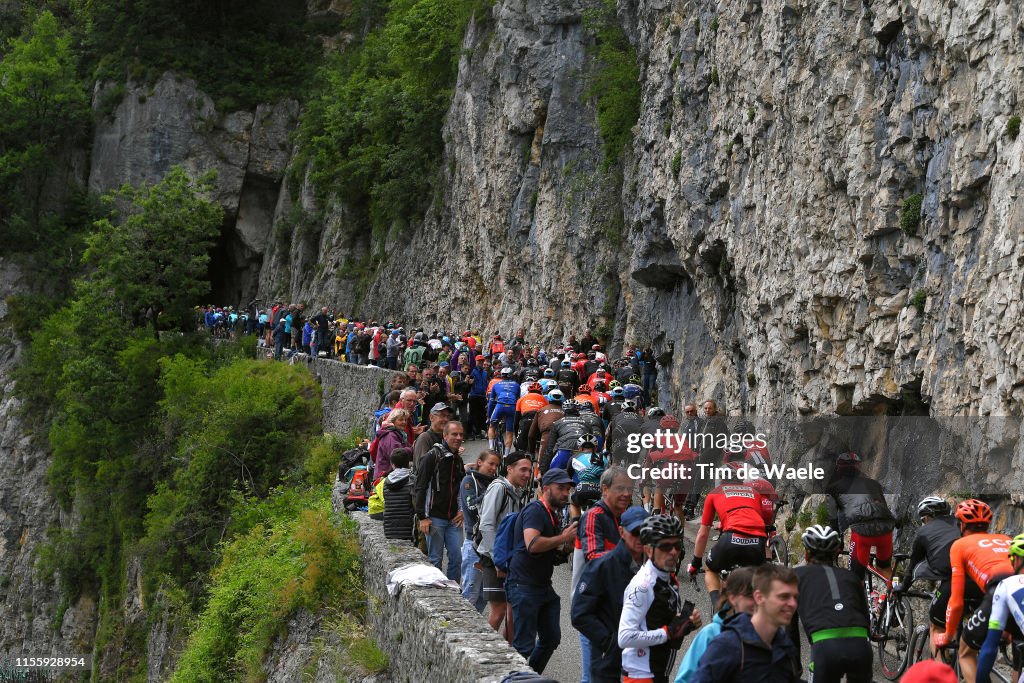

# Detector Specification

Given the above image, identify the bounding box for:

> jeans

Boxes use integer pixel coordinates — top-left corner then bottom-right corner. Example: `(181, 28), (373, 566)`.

(461, 539), (485, 612)
(387, 356), (399, 370)
(273, 335), (285, 360)
(579, 632), (592, 683)
(642, 370), (657, 396)
(507, 581), (561, 674)
(427, 517), (463, 581)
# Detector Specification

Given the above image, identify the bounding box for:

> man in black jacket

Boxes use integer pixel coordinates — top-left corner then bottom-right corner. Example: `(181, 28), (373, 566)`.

(825, 451), (896, 582)
(571, 506), (649, 683)
(415, 421), (466, 581)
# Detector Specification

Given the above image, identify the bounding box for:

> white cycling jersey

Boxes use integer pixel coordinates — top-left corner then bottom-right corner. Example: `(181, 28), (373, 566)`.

(618, 559), (677, 679)
(988, 574), (1024, 633)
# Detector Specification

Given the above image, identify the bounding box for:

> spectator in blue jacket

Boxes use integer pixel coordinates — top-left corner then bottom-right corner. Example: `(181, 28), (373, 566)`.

(571, 506), (649, 683)
(674, 566), (756, 683)
(468, 357), (489, 440)
(692, 563), (802, 683)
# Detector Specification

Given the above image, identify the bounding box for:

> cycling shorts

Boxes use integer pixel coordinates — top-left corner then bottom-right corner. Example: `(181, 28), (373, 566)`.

(705, 532), (767, 573)
(929, 578), (984, 627)
(963, 576), (1018, 650)
(489, 404), (516, 432)
(849, 531), (893, 569)
(549, 449), (573, 472)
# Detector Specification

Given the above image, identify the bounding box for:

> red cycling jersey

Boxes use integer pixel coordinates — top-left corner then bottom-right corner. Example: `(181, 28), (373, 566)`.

(944, 533), (1014, 640)
(748, 477), (778, 526)
(701, 484), (767, 538)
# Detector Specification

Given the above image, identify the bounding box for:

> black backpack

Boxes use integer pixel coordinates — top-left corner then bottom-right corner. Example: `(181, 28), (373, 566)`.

(337, 446), (371, 480)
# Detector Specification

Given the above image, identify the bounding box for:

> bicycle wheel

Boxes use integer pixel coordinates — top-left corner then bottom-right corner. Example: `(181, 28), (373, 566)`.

(878, 594), (914, 679)
(906, 623), (929, 669)
(769, 535), (789, 566)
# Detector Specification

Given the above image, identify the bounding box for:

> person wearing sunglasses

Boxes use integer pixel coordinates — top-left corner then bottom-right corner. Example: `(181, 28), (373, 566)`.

(618, 515), (702, 683)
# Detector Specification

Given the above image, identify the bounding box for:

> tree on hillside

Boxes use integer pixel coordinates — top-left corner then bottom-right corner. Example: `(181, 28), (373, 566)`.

(0, 10), (91, 244)
(84, 166), (224, 339)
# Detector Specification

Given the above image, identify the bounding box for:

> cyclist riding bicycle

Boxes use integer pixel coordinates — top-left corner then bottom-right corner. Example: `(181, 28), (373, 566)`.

(933, 499), (1014, 683)
(544, 400), (587, 474)
(976, 533), (1024, 683)
(893, 496), (967, 658)
(514, 382), (548, 452)
(606, 399), (645, 467)
(487, 367), (520, 452)
(687, 469), (768, 609)
(569, 433), (607, 517)
(825, 451), (896, 582)
(789, 525), (872, 683)
(619, 515), (702, 683)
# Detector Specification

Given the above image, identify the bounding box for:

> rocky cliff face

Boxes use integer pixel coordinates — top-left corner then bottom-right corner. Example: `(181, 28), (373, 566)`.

(0, 260), (96, 656)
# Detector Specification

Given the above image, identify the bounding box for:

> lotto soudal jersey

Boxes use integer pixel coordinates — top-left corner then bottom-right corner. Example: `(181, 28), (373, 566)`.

(701, 484), (767, 537)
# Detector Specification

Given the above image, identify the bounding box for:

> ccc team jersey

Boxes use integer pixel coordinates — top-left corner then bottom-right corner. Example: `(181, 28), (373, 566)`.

(945, 533), (1014, 638)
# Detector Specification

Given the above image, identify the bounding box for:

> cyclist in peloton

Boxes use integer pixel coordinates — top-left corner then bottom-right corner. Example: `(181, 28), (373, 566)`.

(789, 525), (872, 683)
(687, 466), (768, 609)
(576, 398), (605, 449)
(976, 533), (1024, 683)
(487, 367), (520, 453)
(543, 399), (587, 474)
(619, 515), (702, 683)
(825, 451), (896, 583)
(893, 496), (969, 659)
(934, 499), (1014, 683)
(513, 381), (548, 452)
(606, 398), (645, 467)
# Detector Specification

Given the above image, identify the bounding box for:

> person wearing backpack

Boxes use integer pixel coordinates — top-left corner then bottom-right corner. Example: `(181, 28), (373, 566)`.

(506, 468), (578, 674)
(414, 421), (466, 581)
(460, 450), (501, 613)
(477, 451), (532, 639)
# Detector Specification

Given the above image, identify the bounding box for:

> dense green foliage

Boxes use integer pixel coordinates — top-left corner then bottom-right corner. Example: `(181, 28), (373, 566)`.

(1007, 115), (1021, 140)
(170, 488), (363, 683)
(85, 167), (223, 338)
(583, 0), (641, 169)
(82, 0), (319, 111)
(0, 11), (91, 250)
(297, 0), (488, 236)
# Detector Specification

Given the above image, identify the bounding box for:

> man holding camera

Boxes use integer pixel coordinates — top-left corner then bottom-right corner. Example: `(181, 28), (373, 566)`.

(506, 468), (578, 674)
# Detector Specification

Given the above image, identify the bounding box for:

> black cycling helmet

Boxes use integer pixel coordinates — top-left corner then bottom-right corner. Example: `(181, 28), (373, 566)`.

(917, 496), (951, 519)
(835, 451), (861, 471)
(638, 514), (684, 545)
(562, 400), (580, 414)
(622, 399), (638, 411)
(647, 406), (666, 418)
(802, 524), (841, 554)
(578, 400), (595, 413)
(723, 445), (746, 463)
(577, 433), (599, 450)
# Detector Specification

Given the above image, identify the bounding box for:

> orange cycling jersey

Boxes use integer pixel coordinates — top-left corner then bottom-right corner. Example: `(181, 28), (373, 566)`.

(944, 533), (1014, 639)
(516, 393), (548, 414)
(701, 484), (767, 538)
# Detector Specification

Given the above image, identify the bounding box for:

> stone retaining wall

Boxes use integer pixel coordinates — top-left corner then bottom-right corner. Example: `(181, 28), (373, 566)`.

(332, 496), (532, 682)
(307, 356), (400, 438)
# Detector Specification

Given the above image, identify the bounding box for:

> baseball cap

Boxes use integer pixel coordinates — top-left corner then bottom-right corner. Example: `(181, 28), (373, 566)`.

(620, 506), (650, 534)
(541, 469), (573, 486)
(430, 402), (452, 414)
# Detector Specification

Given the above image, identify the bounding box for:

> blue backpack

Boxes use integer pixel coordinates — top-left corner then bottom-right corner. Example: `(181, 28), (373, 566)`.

(491, 510), (522, 573)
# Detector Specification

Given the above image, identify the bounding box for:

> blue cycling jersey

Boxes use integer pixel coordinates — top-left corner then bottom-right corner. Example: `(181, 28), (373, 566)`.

(491, 379), (521, 405)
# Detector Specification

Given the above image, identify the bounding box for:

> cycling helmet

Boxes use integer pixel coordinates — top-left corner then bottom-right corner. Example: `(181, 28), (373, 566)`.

(593, 381), (607, 391)
(835, 452), (861, 471)
(954, 499), (993, 526)
(527, 381), (542, 393)
(638, 514), (684, 545)
(561, 360), (571, 368)
(659, 415), (680, 430)
(527, 358), (538, 366)
(579, 401), (595, 413)
(524, 373), (538, 382)
(802, 525), (842, 554)
(562, 400), (580, 414)
(622, 399), (638, 411)
(917, 496), (951, 519)
(610, 387), (625, 398)
(577, 433), (600, 450)
(587, 351), (596, 360)
(733, 419), (756, 437)
(543, 368), (555, 378)
(628, 375), (641, 384)
(500, 367), (513, 377)
(546, 389), (564, 403)
(647, 406), (666, 418)
(609, 380), (622, 390)
(723, 445), (746, 463)
(414, 331), (427, 343)
(577, 385), (591, 394)
(1009, 533), (1024, 559)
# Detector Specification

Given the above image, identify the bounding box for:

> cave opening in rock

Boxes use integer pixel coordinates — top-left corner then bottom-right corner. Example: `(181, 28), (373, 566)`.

(207, 216), (263, 309)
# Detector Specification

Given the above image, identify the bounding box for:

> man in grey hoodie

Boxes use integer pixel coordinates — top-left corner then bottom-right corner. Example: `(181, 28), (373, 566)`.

(475, 451), (532, 639)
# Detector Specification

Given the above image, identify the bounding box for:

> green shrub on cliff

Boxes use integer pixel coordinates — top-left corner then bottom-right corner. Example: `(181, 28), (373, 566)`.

(899, 193), (923, 235)
(298, 0), (488, 237)
(583, 0), (641, 170)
